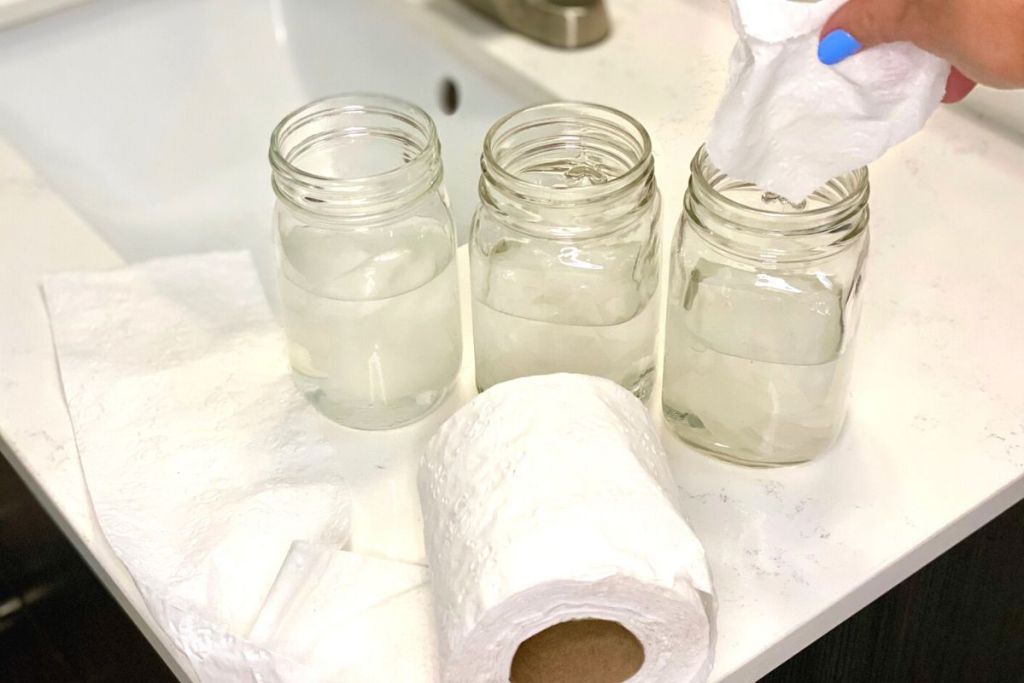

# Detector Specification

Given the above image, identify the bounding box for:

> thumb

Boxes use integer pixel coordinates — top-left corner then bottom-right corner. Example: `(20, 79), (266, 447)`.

(817, 0), (918, 65)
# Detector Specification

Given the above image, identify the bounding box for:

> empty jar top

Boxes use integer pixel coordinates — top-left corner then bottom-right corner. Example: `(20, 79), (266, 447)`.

(270, 94), (442, 220)
(479, 102), (657, 236)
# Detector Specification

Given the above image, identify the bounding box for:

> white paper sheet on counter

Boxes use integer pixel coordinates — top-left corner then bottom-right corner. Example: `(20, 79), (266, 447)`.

(43, 251), (357, 681)
(250, 542), (439, 681)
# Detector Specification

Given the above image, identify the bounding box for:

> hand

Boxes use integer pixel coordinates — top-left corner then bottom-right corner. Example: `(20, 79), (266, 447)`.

(816, 0), (1024, 103)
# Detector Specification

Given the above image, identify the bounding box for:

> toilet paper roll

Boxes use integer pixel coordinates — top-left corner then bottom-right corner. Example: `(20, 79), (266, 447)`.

(419, 374), (715, 683)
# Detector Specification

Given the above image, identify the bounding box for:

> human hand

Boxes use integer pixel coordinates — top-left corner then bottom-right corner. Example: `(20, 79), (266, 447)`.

(816, 0), (1024, 103)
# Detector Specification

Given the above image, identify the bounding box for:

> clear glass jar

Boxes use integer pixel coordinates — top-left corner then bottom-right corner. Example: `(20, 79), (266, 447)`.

(270, 94), (462, 430)
(470, 102), (661, 399)
(662, 147), (870, 466)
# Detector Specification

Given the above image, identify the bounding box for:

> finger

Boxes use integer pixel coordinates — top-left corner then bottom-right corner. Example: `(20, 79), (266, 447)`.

(818, 0), (917, 65)
(942, 67), (977, 103)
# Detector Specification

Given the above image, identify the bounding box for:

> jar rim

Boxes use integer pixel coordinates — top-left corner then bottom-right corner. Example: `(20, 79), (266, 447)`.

(481, 101), (654, 205)
(689, 145), (869, 230)
(269, 93), (438, 188)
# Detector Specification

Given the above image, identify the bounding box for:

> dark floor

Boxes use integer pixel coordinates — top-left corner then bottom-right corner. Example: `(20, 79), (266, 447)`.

(0, 453), (175, 682)
(1, 450), (1022, 682)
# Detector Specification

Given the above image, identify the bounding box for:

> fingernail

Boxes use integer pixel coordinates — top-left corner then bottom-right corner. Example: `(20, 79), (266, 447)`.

(818, 29), (862, 66)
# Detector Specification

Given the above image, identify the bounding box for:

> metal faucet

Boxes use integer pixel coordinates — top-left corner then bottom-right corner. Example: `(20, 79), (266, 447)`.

(459, 0), (609, 49)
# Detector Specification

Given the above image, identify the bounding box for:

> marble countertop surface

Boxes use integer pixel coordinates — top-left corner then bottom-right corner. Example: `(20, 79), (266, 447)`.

(1, 1), (1023, 681)
(0, 0), (88, 27)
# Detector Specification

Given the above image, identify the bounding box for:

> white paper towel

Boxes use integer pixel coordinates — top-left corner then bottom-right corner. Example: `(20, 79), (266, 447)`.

(43, 251), (352, 681)
(420, 373), (716, 683)
(250, 542), (439, 681)
(707, 0), (949, 201)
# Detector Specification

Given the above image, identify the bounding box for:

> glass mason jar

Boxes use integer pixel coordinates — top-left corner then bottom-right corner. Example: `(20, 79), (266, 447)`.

(663, 147), (870, 466)
(470, 102), (661, 399)
(270, 94), (462, 430)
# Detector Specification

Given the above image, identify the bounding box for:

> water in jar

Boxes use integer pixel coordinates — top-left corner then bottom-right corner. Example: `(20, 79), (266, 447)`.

(471, 239), (658, 399)
(277, 217), (461, 429)
(662, 258), (854, 465)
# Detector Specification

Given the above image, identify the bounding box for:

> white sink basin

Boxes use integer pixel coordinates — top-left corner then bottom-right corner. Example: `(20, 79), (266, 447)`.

(0, 0), (549, 269)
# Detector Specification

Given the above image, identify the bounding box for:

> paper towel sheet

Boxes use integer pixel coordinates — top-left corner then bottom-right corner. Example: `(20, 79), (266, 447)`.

(420, 374), (716, 683)
(250, 542), (439, 681)
(707, 0), (949, 201)
(43, 251), (352, 681)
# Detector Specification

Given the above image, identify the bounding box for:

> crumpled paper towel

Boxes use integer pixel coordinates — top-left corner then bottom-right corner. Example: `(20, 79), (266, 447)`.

(707, 0), (949, 201)
(43, 251), (353, 681)
(420, 374), (716, 683)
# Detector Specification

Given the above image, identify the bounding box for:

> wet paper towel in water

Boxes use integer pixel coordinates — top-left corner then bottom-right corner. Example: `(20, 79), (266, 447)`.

(707, 0), (949, 201)
(420, 373), (716, 682)
(44, 251), (352, 681)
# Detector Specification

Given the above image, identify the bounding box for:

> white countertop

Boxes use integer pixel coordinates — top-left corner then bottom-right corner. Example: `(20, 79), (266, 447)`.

(0, 0), (87, 27)
(2, 1), (1023, 682)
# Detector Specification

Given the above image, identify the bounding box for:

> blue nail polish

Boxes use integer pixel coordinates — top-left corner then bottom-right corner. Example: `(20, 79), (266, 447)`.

(818, 29), (862, 65)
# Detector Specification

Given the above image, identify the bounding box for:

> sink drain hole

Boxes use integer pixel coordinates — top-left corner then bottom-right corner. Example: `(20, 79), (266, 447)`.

(439, 77), (460, 115)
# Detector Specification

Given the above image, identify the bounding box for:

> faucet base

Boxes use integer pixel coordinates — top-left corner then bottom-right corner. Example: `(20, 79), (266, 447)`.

(461, 0), (610, 49)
